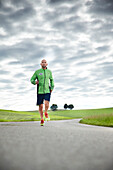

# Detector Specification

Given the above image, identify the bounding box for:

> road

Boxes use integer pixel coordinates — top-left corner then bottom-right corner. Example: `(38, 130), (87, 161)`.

(0, 119), (113, 170)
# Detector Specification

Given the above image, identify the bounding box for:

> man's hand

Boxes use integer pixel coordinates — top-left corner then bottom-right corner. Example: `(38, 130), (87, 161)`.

(50, 89), (52, 93)
(35, 80), (39, 84)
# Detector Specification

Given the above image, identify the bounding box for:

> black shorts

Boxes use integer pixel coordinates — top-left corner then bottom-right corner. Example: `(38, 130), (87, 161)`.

(36, 93), (51, 105)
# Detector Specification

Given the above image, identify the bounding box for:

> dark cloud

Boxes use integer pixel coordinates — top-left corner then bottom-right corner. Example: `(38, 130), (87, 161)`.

(96, 46), (110, 52)
(66, 87), (79, 91)
(0, 14), (12, 34)
(22, 64), (40, 71)
(76, 60), (95, 66)
(0, 0), (36, 35)
(84, 1), (113, 45)
(97, 62), (113, 67)
(53, 19), (86, 33)
(43, 2), (86, 33)
(0, 45), (27, 61)
(43, 5), (81, 22)
(89, 20), (113, 40)
(8, 6), (36, 21)
(15, 90), (30, 94)
(0, 70), (9, 74)
(0, 4), (13, 14)
(86, 0), (113, 15)
(101, 66), (113, 78)
(0, 79), (14, 83)
(8, 61), (21, 65)
(18, 86), (27, 90)
(14, 73), (26, 78)
(108, 79), (113, 83)
(0, 85), (14, 90)
(89, 63), (113, 82)
(0, 40), (45, 64)
(75, 52), (97, 60)
(11, 0), (29, 7)
(48, 0), (75, 4)
(0, 0), (33, 13)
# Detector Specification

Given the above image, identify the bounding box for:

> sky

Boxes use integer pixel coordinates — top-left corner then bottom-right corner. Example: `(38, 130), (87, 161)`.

(0, 0), (113, 111)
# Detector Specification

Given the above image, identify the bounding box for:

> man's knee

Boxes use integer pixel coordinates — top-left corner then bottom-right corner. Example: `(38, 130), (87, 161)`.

(45, 101), (49, 107)
(39, 104), (43, 110)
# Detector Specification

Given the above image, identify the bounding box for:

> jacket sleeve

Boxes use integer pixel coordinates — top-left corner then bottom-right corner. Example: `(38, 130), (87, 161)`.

(30, 71), (37, 85)
(50, 71), (54, 90)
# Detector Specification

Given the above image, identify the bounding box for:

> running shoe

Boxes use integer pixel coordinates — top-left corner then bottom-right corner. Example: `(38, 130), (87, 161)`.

(44, 112), (50, 121)
(40, 119), (44, 126)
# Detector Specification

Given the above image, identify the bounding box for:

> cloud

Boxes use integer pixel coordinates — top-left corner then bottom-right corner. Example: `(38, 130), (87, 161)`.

(86, 0), (113, 15)
(48, 0), (75, 4)
(0, 0), (113, 110)
(8, 6), (36, 21)
(8, 61), (21, 65)
(0, 70), (9, 74)
(0, 0), (36, 43)
(14, 73), (26, 78)
(0, 78), (14, 83)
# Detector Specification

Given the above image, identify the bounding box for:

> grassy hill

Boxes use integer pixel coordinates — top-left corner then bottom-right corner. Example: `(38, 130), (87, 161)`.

(0, 108), (113, 127)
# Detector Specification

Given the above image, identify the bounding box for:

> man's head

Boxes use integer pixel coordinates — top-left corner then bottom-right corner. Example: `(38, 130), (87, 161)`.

(40, 59), (48, 69)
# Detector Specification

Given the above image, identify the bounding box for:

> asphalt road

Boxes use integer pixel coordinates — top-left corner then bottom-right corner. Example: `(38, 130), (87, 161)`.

(0, 119), (113, 170)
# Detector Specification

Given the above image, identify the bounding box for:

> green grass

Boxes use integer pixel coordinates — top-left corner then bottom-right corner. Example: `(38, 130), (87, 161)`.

(79, 113), (113, 127)
(0, 108), (113, 127)
(0, 109), (40, 122)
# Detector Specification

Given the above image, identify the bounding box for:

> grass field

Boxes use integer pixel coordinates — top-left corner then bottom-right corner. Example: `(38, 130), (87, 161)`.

(0, 108), (113, 127)
(79, 113), (113, 127)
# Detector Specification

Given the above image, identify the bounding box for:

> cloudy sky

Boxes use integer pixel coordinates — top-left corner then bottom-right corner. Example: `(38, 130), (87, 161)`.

(0, 0), (113, 111)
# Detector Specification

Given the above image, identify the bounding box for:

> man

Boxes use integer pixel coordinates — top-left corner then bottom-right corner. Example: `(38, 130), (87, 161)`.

(30, 59), (54, 126)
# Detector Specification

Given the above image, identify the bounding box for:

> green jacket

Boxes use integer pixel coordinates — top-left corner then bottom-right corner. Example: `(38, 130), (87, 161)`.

(30, 68), (54, 94)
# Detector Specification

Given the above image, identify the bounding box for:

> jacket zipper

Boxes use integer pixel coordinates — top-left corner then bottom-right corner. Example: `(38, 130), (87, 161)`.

(43, 69), (45, 93)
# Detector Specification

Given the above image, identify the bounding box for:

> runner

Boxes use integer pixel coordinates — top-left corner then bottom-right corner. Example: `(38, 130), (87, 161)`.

(30, 59), (54, 126)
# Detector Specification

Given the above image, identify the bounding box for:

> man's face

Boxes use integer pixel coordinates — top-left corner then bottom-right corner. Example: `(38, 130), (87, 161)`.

(40, 59), (48, 68)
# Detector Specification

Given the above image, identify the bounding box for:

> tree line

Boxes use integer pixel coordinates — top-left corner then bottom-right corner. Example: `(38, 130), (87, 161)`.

(50, 103), (74, 111)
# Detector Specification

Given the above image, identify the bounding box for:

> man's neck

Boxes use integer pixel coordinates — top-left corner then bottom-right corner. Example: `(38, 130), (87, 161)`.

(42, 67), (47, 70)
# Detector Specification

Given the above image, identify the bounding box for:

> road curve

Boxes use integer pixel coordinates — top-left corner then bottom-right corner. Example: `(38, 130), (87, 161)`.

(0, 119), (113, 170)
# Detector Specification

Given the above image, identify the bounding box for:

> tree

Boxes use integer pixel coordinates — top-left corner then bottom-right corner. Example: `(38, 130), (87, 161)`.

(64, 104), (68, 110)
(68, 104), (74, 110)
(50, 104), (58, 111)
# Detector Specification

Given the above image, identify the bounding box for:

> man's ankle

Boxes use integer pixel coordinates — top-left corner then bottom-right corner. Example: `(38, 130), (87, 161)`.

(45, 112), (48, 115)
(41, 118), (44, 120)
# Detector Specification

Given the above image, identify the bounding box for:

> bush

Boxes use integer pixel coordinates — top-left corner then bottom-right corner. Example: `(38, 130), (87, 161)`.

(68, 104), (74, 110)
(64, 104), (68, 109)
(50, 104), (58, 111)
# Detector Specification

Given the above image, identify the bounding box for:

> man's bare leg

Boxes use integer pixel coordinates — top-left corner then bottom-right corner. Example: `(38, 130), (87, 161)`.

(44, 100), (50, 120)
(45, 100), (49, 113)
(39, 104), (43, 119)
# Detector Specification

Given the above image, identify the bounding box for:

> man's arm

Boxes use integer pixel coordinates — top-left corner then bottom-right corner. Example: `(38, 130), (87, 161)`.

(50, 71), (54, 92)
(30, 71), (39, 85)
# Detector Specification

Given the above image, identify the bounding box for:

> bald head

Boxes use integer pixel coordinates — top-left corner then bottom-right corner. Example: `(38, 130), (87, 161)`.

(41, 59), (47, 63)
(40, 59), (48, 69)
